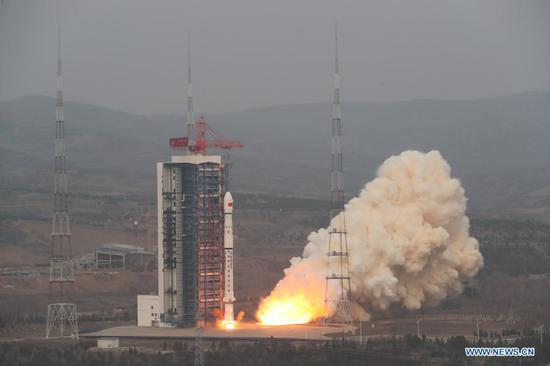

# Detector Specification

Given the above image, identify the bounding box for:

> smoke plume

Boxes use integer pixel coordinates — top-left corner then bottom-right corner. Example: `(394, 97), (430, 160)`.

(257, 150), (483, 323)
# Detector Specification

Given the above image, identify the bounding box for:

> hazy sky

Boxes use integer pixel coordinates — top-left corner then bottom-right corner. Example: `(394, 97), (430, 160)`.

(1, 0), (549, 114)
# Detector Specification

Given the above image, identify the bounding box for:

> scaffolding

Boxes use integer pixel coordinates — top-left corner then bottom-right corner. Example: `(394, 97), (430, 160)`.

(197, 162), (223, 322)
(181, 164), (198, 325)
(162, 182), (177, 324)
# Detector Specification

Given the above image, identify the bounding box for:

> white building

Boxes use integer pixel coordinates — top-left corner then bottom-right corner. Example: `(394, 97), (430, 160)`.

(97, 337), (120, 349)
(137, 295), (160, 327)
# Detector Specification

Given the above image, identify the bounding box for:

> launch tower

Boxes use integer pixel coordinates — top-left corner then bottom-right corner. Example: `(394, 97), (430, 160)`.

(152, 44), (242, 327)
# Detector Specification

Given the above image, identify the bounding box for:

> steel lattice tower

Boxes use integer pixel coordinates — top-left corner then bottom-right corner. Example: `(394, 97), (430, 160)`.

(189, 42), (203, 360)
(186, 37), (195, 148)
(324, 27), (353, 325)
(194, 308), (205, 366)
(46, 26), (79, 339)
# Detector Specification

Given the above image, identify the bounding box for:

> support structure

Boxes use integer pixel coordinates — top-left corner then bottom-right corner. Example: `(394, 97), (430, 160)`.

(324, 27), (353, 325)
(46, 303), (78, 338)
(146, 208), (154, 252)
(46, 26), (79, 339)
(141, 38), (242, 330)
(159, 155), (225, 326)
(194, 309), (205, 366)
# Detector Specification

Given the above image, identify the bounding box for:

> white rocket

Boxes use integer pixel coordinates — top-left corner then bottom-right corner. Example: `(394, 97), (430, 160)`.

(223, 192), (235, 322)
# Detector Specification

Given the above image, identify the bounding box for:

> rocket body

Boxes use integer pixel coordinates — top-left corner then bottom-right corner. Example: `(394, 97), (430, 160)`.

(223, 192), (235, 322)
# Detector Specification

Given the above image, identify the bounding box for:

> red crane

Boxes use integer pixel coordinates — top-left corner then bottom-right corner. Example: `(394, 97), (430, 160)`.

(169, 116), (243, 154)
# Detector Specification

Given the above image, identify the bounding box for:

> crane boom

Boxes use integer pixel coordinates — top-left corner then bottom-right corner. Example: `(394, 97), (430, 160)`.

(169, 116), (243, 154)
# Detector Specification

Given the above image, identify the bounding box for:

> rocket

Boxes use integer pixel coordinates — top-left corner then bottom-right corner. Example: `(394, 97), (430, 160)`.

(223, 192), (235, 322)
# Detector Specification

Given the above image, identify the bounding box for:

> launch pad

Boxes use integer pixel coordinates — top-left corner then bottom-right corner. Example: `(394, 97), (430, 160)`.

(81, 323), (351, 342)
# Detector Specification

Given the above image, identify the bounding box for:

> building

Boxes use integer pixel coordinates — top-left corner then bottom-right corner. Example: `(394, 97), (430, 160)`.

(137, 295), (160, 326)
(151, 154), (226, 327)
(97, 337), (120, 349)
(76, 242), (155, 271)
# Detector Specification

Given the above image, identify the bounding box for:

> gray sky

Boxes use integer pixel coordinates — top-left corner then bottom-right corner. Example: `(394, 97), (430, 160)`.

(1, 0), (549, 114)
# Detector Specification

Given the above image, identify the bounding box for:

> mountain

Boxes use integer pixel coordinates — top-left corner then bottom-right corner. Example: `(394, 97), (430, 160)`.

(1, 92), (550, 220)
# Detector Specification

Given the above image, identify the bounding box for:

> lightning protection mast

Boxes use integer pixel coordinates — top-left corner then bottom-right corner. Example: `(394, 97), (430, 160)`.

(46, 26), (79, 339)
(324, 26), (353, 326)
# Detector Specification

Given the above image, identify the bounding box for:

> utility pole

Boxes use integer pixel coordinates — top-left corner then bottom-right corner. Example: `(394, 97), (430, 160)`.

(536, 324), (544, 345)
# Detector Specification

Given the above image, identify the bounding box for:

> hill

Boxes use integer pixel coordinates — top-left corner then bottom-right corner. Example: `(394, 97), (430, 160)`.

(2, 92), (550, 220)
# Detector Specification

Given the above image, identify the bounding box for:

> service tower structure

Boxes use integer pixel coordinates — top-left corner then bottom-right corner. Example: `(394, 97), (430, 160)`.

(157, 154), (225, 326)
(152, 44), (243, 328)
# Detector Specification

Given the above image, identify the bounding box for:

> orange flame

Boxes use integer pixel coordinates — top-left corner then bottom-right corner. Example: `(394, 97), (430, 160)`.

(256, 292), (328, 326)
(216, 310), (245, 330)
(220, 320), (237, 330)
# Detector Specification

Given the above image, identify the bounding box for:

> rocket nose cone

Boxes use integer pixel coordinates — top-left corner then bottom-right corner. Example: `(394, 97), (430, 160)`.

(224, 192), (233, 211)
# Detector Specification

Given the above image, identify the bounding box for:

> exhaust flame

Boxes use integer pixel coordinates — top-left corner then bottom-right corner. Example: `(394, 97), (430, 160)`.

(220, 320), (237, 330)
(257, 151), (483, 325)
(257, 292), (328, 326)
(216, 310), (245, 330)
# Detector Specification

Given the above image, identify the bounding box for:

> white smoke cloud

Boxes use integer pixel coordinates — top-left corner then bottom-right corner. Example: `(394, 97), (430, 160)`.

(258, 150), (483, 320)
